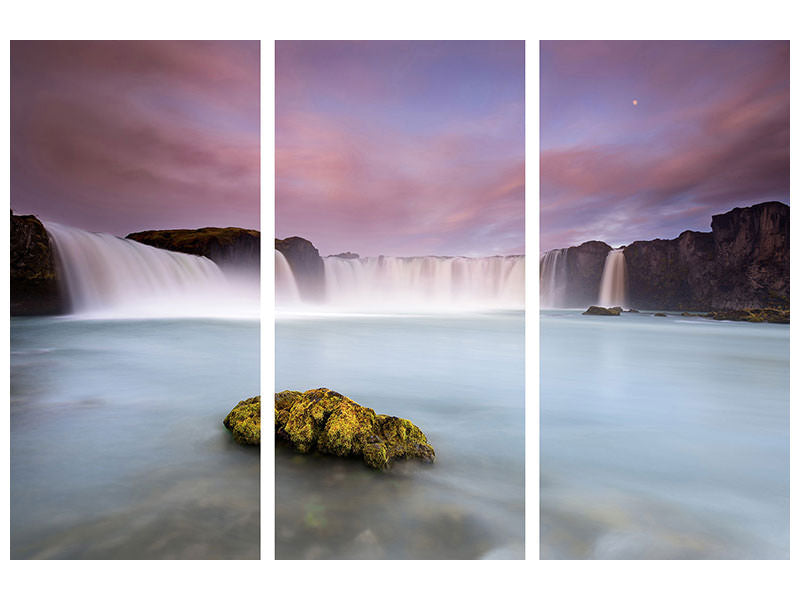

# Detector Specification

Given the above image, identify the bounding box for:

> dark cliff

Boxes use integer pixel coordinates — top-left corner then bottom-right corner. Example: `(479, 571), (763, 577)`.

(275, 236), (325, 302)
(710, 202), (789, 309)
(624, 230), (716, 310)
(564, 241), (611, 307)
(624, 202), (788, 310)
(542, 202), (789, 310)
(127, 227), (260, 272)
(10, 212), (65, 316)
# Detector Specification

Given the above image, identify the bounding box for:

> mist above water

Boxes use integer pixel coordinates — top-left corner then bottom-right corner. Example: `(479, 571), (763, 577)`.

(276, 252), (525, 313)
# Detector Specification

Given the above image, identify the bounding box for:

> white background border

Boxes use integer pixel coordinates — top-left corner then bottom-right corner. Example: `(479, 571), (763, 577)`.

(1, 1), (797, 597)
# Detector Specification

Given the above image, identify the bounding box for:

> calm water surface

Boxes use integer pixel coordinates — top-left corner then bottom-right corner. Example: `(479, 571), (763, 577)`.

(275, 311), (525, 559)
(541, 309), (789, 559)
(10, 317), (260, 559)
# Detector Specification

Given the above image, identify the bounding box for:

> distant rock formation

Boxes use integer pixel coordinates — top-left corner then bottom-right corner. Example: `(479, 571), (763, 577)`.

(626, 202), (788, 310)
(542, 202), (789, 311)
(327, 251), (360, 259)
(707, 308), (789, 324)
(624, 230), (716, 310)
(710, 202), (789, 309)
(275, 236), (325, 301)
(10, 212), (65, 315)
(582, 305), (621, 316)
(127, 227), (260, 272)
(564, 241), (612, 307)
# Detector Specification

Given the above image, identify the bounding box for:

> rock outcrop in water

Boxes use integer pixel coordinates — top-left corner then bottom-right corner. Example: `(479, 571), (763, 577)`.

(224, 396), (261, 445)
(582, 305), (621, 316)
(127, 227), (260, 272)
(707, 308), (790, 324)
(274, 237), (325, 301)
(275, 388), (435, 470)
(10, 212), (65, 315)
(542, 202), (789, 311)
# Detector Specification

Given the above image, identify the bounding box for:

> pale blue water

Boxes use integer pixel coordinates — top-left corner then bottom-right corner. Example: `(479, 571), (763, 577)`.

(275, 311), (525, 559)
(10, 317), (260, 559)
(541, 309), (789, 559)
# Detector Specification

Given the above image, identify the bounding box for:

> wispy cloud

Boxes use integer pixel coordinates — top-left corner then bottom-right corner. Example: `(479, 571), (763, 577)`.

(11, 41), (260, 235)
(540, 41), (788, 251)
(276, 41), (524, 257)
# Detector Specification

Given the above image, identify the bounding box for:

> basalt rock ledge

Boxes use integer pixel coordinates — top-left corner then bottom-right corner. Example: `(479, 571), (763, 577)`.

(127, 227), (260, 272)
(10, 212), (65, 316)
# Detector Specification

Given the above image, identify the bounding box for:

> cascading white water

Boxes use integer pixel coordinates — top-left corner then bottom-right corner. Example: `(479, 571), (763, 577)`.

(598, 248), (628, 308)
(539, 248), (569, 308)
(45, 221), (258, 318)
(300, 255), (525, 312)
(275, 249), (301, 305)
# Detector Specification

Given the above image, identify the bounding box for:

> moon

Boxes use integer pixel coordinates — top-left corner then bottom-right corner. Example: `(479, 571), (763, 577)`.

(632, 99), (639, 106)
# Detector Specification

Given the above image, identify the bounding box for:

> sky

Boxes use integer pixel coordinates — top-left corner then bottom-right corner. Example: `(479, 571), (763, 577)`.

(541, 40), (789, 252)
(11, 41), (260, 235)
(276, 40), (525, 257)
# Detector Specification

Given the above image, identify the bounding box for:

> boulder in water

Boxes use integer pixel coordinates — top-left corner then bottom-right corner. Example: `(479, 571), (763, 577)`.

(582, 305), (621, 316)
(275, 388), (435, 470)
(224, 396), (261, 445)
(654, 313), (667, 317)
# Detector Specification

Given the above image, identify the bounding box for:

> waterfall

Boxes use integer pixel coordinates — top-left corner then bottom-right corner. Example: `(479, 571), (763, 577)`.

(598, 248), (628, 307)
(45, 222), (257, 318)
(276, 255), (524, 312)
(275, 249), (301, 306)
(539, 248), (569, 308)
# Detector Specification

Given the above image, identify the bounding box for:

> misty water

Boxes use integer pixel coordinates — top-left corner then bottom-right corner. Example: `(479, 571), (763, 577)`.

(541, 309), (789, 559)
(10, 316), (260, 559)
(275, 311), (525, 559)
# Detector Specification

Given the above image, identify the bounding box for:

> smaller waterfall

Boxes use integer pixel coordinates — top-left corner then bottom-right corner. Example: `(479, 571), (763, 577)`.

(275, 250), (301, 306)
(540, 248), (569, 308)
(598, 248), (628, 307)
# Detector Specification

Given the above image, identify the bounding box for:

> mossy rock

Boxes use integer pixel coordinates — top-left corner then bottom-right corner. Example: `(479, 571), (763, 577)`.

(224, 396), (261, 445)
(275, 388), (435, 470)
(709, 308), (789, 324)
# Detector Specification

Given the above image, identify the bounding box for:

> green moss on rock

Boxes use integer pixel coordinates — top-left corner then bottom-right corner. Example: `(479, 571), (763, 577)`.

(224, 396), (261, 445)
(709, 308), (789, 324)
(275, 388), (435, 470)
